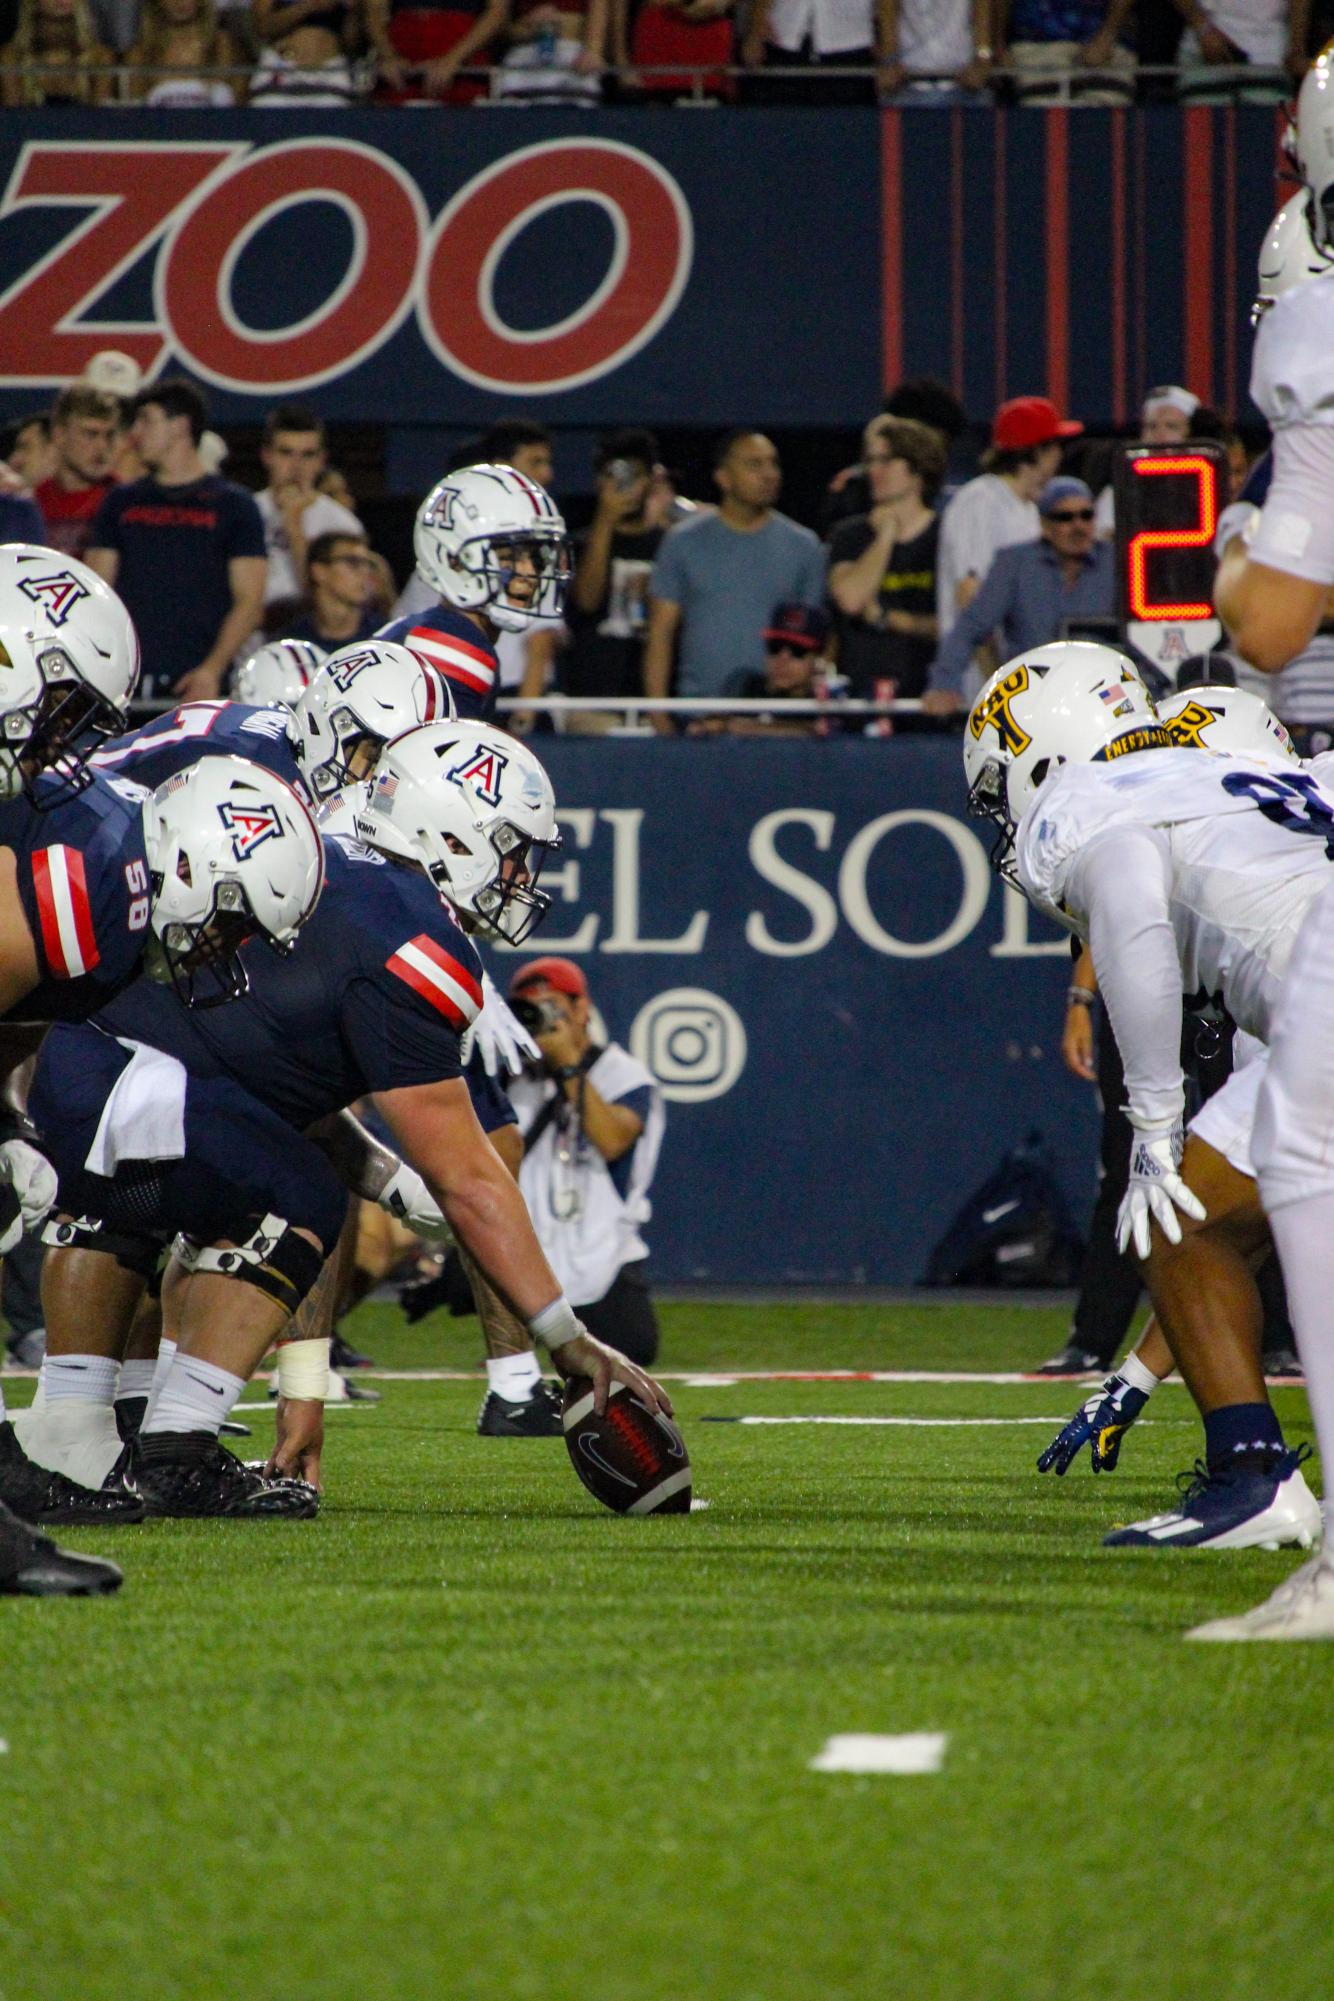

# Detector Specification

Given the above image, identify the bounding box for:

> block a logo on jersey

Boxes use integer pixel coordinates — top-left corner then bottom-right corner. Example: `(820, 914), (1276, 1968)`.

(326, 647), (382, 692)
(448, 743), (508, 808)
(18, 568), (90, 627)
(218, 798), (284, 861)
(968, 666), (1031, 758)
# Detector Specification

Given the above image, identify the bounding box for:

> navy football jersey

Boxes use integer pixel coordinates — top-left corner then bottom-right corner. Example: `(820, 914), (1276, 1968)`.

(94, 836), (484, 1129)
(0, 770), (151, 1023)
(92, 700), (308, 804)
(376, 604), (500, 723)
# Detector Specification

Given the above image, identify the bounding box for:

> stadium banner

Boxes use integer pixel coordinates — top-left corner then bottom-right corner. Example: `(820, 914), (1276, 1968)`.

(493, 735), (1100, 1286)
(0, 105), (1282, 430)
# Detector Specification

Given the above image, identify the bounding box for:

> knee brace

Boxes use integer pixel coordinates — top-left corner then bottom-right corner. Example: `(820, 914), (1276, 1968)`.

(41, 1213), (163, 1280)
(173, 1215), (324, 1313)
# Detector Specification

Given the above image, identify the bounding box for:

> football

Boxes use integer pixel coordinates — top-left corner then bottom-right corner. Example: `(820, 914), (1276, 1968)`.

(561, 1377), (693, 1515)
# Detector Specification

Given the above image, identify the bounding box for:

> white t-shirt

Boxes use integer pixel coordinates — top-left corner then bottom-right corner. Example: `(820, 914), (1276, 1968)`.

(764, 0), (875, 54)
(510, 1044), (665, 1307)
(1016, 747), (1334, 1125)
(898, 0), (971, 73)
(256, 488), (364, 605)
(1193, 0), (1287, 64)
(935, 474), (1039, 635)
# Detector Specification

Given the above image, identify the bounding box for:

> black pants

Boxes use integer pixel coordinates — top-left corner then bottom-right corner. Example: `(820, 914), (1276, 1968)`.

(577, 1261), (659, 1367)
(1070, 1006), (1143, 1366)
(743, 44), (877, 106)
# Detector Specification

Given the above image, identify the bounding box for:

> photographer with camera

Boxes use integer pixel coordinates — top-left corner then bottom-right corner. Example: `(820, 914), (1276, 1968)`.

(507, 958), (665, 1366)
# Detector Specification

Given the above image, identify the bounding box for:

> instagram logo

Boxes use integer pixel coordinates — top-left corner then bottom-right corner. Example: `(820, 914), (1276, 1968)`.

(630, 988), (747, 1103)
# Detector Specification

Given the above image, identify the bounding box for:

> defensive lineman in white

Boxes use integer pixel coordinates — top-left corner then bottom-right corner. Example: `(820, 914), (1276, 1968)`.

(965, 643), (1332, 1565)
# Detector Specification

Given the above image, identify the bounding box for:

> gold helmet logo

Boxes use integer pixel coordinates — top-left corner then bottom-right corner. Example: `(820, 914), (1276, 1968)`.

(968, 665), (1031, 757)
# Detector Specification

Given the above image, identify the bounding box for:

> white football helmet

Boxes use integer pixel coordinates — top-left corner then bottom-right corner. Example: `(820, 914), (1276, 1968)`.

(142, 755), (325, 1007)
(1295, 48), (1334, 254)
(413, 464), (571, 632)
(288, 640), (454, 800)
(964, 642), (1169, 886)
(356, 720), (559, 945)
(232, 638), (323, 711)
(1252, 190), (1333, 324)
(0, 544), (140, 803)
(1158, 683), (1298, 763)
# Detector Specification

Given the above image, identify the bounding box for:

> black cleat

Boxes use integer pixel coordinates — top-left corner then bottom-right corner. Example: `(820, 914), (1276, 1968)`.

(0, 1421), (145, 1526)
(330, 1332), (376, 1371)
(1034, 1342), (1106, 1377)
(130, 1432), (319, 1518)
(0, 1500), (123, 1596)
(1266, 1347), (1304, 1379)
(476, 1379), (564, 1438)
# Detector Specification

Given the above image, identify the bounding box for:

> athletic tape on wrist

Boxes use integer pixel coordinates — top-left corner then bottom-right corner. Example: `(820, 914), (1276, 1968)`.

(529, 1295), (579, 1352)
(275, 1336), (331, 1402)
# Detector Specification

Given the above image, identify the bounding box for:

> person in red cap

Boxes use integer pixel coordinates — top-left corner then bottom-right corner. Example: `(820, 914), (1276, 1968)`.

(928, 394), (1083, 718)
(507, 958), (664, 1367)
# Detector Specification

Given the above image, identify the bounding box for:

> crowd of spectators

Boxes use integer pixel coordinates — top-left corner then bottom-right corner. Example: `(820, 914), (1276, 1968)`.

(2, 349), (1322, 737)
(0, 0), (1326, 101)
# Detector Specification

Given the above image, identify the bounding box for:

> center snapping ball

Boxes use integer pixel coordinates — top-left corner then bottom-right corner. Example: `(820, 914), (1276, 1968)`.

(561, 1377), (692, 1515)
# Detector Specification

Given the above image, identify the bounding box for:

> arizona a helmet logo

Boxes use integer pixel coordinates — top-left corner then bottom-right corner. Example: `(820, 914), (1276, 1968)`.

(449, 743), (508, 807)
(217, 799), (283, 861)
(327, 648), (380, 692)
(18, 569), (90, 627)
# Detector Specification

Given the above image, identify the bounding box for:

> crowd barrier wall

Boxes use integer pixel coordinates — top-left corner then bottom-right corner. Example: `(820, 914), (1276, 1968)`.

(0, 105), (1285, 430)
(496, 736), (1100, 1285)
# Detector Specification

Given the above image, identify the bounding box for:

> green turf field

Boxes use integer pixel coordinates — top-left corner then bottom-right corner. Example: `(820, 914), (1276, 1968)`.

(2, 1298), (1330, 2001)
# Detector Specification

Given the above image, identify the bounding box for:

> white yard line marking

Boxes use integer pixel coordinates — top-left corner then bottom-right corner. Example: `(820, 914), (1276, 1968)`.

(2, 1365), (1223, 1387)
(811, 1733), (948, 1775)
(703, 1415), (1189, 1428)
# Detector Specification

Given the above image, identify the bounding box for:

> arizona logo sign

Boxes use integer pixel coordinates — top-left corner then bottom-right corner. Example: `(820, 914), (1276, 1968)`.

(18, 569), (90, 627)
(217, 799), (284, 860)
(449, 744), (508, 807)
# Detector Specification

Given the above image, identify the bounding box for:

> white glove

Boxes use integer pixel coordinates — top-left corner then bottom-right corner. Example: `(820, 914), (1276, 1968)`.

(469, 972), (540, 1079)
(378, 1162), (453, 1243)
(1116, 1124), (1206, 1259)
(0, 1137), (57, 1256)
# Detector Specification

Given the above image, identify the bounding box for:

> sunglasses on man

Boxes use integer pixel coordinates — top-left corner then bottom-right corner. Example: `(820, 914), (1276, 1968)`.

(1048, 507), (1095, 523)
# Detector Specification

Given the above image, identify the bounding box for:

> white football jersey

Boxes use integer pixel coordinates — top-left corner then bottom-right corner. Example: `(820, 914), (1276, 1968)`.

(1251, 269), (1334, 430)
(1017, 747), (1334, 1043)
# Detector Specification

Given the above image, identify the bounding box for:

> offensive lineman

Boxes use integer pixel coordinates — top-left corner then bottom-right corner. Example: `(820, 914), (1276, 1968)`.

(21, 721), (668, 1519)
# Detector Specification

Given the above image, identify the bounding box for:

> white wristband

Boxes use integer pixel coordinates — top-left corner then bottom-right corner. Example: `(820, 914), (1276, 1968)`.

(275, 1336), (331, 1402)
(528, 1295), (579, 1352)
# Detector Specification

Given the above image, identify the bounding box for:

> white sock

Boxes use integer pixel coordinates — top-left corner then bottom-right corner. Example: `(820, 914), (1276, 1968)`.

(1270, 1195), (1334, 1537)
(486, 1351), (541, 1402)
(146, 1338), (177, 1421)
(143, 1354), (245, 1438)
(115, 1359), (157, 1404)
(42, 1354), (120, 1405)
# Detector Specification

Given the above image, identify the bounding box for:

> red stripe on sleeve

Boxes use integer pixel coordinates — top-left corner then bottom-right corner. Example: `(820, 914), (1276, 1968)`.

(385, 949), (468, 1028)
(408, 932), (484, 1009)
(64, 848), (99, 973)
(29, 849), (65, 976)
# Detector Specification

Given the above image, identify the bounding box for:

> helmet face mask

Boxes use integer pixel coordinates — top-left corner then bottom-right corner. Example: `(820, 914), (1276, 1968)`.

(414, 465), (572, 632)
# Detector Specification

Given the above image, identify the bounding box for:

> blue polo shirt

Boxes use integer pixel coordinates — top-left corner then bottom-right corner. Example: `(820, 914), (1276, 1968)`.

(90, 474), (265, 696)
(929, 538), (1116, 693)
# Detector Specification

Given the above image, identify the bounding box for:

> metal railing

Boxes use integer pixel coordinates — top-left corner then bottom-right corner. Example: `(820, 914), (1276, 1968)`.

(0, 57), (1297, 108)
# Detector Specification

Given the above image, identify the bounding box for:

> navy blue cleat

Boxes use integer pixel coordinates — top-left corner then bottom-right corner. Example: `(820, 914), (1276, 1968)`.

(1103, 1447), (1320, 1550)
(1037, 1373), (1150, 1476)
